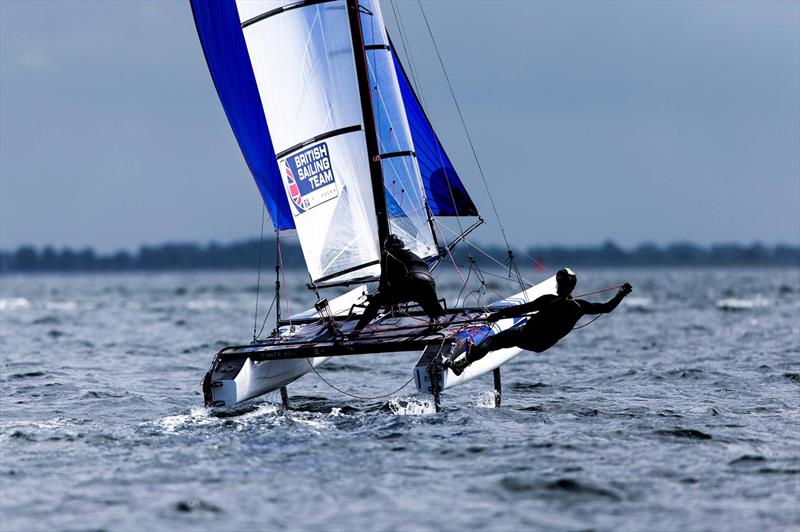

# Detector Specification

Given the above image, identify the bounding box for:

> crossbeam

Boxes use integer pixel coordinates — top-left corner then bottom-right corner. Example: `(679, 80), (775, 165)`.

(217, 336), (443, 363)
(277, 305), (486, 327)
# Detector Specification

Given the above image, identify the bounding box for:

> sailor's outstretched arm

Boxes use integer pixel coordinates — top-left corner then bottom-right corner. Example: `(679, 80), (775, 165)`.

(578, 283), (633, 315)
(487, 295), (553, 321)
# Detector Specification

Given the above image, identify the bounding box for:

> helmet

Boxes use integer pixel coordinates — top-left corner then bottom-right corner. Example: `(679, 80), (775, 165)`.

(384, 234), (405, 249)
(556, 267), (577, 293)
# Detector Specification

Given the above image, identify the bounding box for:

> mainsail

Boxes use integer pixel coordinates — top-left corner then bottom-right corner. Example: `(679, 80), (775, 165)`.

(191, 0), (478, 284)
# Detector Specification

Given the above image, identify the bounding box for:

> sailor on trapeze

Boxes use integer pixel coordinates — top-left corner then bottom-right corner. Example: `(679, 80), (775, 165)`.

(443, 268), (633, 375)
(351, 234), (445, 335)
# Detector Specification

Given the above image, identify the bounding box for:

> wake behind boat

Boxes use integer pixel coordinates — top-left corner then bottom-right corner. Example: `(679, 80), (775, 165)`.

(192, 0), (557, 410)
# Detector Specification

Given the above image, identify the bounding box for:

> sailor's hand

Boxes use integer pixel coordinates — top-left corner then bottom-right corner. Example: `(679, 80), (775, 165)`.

(619, 282), (633, 296)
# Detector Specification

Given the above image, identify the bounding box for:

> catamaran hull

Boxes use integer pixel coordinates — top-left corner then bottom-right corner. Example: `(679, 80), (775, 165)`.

(203, 285), (369, 408)
(203, 355), (329, 407)
(414, 276), (558, 393)
(203, 278), (557, 408)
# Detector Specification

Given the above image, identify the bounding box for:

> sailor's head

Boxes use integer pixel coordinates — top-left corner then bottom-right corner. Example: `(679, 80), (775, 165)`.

(556, 267), (577, 296)
(385, 234), (405, 250)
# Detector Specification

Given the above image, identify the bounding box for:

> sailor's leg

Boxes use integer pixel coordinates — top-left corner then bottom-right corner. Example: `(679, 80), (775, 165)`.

(409, 276), (445, 320)
(447, 329), (522, 375)
(352, 295), (384, 333)
(468, 328), (520, 363)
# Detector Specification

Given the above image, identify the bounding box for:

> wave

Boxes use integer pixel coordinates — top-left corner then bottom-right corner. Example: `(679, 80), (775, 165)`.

(45, 301), (78, 311)
(386, 396), (435, 415)
(624, 296), (652, 309)
(655, 428), (712, 440)
(475, 390), (500, 408)
(0, 298), (30, 311)
(185, 299), (230, 310)
(716, 296), (769, 311)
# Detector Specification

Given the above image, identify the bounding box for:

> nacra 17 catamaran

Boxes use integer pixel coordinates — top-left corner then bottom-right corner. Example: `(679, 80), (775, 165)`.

(191, 0), (556, 410)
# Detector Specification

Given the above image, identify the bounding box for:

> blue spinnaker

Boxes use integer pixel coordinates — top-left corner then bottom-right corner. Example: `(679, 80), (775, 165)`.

(190, 0), (295, 230)
(390, 45), (478, 217)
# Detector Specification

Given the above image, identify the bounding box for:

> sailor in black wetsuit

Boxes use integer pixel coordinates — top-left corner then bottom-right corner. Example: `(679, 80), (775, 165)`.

(444, 268), (632, 375)
(351, 235), (445, 335)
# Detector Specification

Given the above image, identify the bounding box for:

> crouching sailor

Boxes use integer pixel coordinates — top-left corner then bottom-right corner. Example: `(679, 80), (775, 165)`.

(443, 268), (633, 375)
(351, 235), (445, 335)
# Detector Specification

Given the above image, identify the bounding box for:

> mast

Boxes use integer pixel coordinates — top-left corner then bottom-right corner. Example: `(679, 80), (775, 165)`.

(347, 0), (389, 254)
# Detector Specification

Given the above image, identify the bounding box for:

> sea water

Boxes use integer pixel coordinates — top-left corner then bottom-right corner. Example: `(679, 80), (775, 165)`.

(1, 268), (798, 531)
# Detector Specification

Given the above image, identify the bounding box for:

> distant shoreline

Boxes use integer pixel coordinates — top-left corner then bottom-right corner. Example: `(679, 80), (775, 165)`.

(1, 240), (797, 273)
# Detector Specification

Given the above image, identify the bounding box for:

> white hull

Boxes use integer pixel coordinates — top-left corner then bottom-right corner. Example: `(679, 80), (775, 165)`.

(441, 276), (557, 389)
(210, 356), (329, 406)
(205, 285), (369, 408)
(413, 276), (557, 393)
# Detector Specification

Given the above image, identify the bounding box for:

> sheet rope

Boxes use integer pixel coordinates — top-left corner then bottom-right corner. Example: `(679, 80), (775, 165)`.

(306, 358), (415, 400)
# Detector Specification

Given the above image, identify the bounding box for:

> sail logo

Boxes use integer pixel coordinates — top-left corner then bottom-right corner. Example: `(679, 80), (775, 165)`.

(283, 142), (338, 214)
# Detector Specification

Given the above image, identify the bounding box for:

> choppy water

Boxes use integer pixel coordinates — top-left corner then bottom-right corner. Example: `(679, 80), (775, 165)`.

(1, 268), (798, 531)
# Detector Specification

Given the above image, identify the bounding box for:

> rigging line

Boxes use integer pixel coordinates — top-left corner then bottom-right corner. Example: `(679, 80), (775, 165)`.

(432, 218), (488, 310)
(469, 258), (509, 303)
(255, 293), (277, 340)
(387, 2), (463, 240)
(388, 0), (424, 104)
(573, 314), (603, 330)
(388, 2), (464, 233)
(573, 284), (623, 299)
(305, 358), (415, 400)
(508, 253), (527, 296)
(454, 261), (473, 308)
(460, 255), (509, 304)
(443, 260), (528, 285)
(416, 0), (513, 253)
(277, 234), (292, 325)
(438, 224), (531, 286)
(435, 221), (534, 287)
(396, 1), (464, 234)
(253, 205), (266, 342)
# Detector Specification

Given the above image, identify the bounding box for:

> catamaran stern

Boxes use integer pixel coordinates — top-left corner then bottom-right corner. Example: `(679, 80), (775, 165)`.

(203, 351), (328, 408)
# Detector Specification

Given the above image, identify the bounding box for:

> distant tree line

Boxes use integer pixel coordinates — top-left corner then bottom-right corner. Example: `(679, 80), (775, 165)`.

(0, 239), (797, 273)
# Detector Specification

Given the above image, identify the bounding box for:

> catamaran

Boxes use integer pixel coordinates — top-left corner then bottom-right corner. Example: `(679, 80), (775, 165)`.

(191, 0), (556, 410)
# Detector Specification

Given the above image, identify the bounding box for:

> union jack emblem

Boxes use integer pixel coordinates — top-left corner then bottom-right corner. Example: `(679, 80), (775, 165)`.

(285, 163), (305, 211)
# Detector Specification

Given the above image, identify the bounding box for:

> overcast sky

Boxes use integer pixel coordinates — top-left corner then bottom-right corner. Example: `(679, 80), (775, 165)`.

(1, 0), (798, 252)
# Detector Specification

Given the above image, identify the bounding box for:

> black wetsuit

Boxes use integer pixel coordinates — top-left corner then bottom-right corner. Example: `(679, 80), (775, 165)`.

(465, 291), (626, 363)
(353, 247), (445, 332)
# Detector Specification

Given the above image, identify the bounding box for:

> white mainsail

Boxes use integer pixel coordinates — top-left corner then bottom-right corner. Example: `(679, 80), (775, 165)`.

(237, 0), (381, 283)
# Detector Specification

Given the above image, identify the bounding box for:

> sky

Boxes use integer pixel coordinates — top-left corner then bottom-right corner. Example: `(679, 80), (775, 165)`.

(1, 0), (798, 253)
